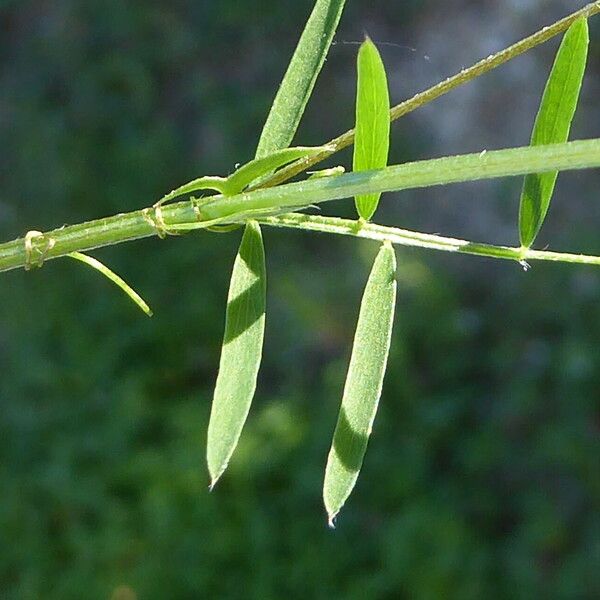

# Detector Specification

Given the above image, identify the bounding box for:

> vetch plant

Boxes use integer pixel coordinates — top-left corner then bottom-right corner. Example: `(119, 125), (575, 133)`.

(2, 1), (600, 525)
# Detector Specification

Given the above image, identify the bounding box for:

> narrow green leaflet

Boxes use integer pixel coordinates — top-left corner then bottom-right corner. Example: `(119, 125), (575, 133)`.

(227, 146), (330, 192)
(67, 252), (153, 317)
(207, 221), (266, 486)
(158, 146), (329, 205)
(255, 0), (347, 157)
(323, 243), (397, 525)
(158, 176), (228, 206)
(519, 18), (589, 249)
(353, 37), (391, 221)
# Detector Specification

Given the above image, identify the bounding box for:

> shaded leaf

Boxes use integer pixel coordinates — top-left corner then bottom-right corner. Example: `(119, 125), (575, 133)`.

(323, 242), (396, 525)
(353, 37), (391, 221)
(255, 0), (347, 157)
(519, 18), (589, 249)
(207, 221), (266, 486)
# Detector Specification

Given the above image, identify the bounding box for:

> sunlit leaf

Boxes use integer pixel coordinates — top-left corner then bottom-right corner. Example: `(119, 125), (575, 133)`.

(323, 242), (396, 525)
(227, 146), (331, 193)
(158, 147), (330, 206)
(255, 0), (347, 157)
(519, 18), (589, 249)
(207, 221), (266, 487)
(353, 37), (390, 221)
(67, 252), (153, 317)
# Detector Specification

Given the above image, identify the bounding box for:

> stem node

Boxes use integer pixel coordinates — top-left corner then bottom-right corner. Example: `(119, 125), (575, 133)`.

(24, 230), (56, 271)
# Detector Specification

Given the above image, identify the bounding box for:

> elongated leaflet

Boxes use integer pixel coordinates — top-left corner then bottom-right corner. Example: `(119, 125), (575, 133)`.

(226, 146), (332, 194)
(207, 221), (266, 486)
(323, 243), (397, 525)
(519, 18), (589, 249)
(255, 0), (347, 157)
(353, 38), (390, 220)
(158, 146), (330, 205)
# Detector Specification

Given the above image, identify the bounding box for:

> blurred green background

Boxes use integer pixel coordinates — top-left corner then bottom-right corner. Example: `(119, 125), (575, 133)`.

(1, 1), (599, 598)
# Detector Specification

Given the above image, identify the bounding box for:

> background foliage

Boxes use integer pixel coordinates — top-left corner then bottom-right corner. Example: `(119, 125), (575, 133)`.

(1, 1), (599, 598)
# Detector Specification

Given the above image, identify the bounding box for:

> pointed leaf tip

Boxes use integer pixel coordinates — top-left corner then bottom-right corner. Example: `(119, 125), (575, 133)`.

(323, 243), (397, 521)
(206, 221), (266, 483)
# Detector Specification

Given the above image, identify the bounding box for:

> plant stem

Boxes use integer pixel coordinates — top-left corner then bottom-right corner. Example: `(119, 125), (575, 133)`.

(2, 139), (600, 273)
(0, 202), (200, 273)
(254, 1), (600, 190)
(200, 139), (600, 219)
(257, 213), (600, 267)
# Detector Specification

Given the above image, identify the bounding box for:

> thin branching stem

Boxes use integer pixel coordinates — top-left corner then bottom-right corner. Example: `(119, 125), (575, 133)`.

(257, 213), (600, 267)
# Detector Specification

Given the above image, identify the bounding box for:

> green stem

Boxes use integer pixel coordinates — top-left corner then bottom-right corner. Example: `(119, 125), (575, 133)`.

(2, 139), (600, 273)
(0, 202), (200, 273)
(254, 1), (600, 190)
(257, 213), (600, 266)
(201, 139), (600, 219)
